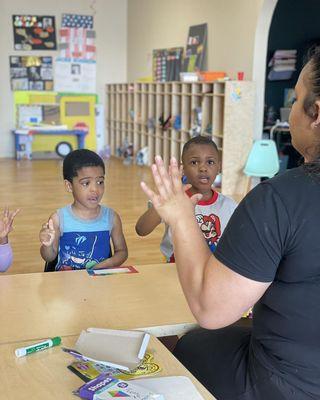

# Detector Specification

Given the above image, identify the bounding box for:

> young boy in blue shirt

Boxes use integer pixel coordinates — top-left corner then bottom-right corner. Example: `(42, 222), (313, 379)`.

(39, 149), (128, 271)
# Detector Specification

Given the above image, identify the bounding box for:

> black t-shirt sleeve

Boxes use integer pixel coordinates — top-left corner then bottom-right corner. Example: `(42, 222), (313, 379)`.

(215, 182), (290, 282)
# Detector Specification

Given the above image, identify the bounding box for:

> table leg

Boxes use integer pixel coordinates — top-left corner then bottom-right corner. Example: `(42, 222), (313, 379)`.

(15, 134), (20, 160)
(78, 134), (85, 149)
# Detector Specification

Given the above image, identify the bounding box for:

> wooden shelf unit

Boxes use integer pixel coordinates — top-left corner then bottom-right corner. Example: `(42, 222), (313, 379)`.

(105, 81), (255, 196)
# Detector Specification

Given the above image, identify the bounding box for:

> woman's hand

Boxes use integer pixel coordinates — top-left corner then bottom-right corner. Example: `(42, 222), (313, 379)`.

(0, 207), (20, 244)
(141, 156), (202, 227)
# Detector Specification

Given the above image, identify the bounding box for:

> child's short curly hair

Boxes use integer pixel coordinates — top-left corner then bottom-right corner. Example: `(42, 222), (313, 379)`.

(182, 135), (219, 162)
(63, 149), (105, 182)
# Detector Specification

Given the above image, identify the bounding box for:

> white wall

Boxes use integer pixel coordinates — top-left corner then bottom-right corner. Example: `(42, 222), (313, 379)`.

(127, 0), (264, 81)
(0, 0), (127, 158)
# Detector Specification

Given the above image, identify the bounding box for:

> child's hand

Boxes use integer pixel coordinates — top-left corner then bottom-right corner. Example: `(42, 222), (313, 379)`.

(39, 218), (55, 247)
(0, 207), (20, 243)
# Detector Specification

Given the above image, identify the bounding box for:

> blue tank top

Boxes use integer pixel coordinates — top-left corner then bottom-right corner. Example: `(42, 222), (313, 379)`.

(55, 205), (114, 271)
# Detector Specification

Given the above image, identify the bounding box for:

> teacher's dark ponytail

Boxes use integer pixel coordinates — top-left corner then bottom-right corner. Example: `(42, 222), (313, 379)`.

(302, 48), (320, 176)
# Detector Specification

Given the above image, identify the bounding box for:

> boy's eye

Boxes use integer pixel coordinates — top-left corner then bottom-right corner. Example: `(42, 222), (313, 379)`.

(81, 182), (89, 187)
(190, 160), (198, 165)
(97, 180), (104, 185)
(208, 160), (215, 165)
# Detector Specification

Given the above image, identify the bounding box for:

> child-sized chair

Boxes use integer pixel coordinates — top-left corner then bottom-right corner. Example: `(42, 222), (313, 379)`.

(243, 139), (280, 195)
(44, 256), (58, 272)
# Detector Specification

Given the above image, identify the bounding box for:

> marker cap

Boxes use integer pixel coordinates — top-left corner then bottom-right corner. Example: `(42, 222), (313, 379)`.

(52, 336), (61, 346)
(15, 347), (27, 357)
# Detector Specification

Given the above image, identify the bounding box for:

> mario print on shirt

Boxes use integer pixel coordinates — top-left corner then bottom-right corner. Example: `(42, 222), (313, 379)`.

(195, 213), (221, 252)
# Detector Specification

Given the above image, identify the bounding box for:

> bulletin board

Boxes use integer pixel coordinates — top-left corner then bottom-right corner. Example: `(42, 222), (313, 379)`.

(183, 23), (207, 72)
(12, 15), (57, 50)
(153, 47), (183, 82)
(10, 56), (53, 91)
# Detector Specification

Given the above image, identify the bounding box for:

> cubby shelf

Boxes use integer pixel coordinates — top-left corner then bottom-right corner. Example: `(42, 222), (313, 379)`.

(105, 81), (255, 196)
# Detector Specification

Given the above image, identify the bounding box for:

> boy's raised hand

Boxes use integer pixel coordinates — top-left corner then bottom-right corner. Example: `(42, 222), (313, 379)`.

(141, 156), (202, 226)
(39, 218), (55, 247)
(0, 207), (20, 241)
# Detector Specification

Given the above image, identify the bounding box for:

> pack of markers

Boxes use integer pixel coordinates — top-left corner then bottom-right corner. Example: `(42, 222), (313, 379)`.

(73, 373), (164, 399)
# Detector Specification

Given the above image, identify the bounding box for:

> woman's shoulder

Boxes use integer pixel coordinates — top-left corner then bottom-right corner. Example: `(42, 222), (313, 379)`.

(242, 166), (317, 215)
(262, 166), (316, 195)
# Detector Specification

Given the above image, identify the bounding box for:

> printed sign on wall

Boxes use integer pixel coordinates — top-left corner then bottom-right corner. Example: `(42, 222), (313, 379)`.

(12, 15), (57, 50)
(54, 59), (96, 93)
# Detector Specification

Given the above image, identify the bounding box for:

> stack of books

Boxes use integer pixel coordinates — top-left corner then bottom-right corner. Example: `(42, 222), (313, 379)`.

(268, 49), (297, 80)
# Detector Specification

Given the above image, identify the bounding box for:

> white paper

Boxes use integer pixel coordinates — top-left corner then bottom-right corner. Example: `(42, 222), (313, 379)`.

(18, 105), (43, 127)
(92, 267), (132, 275)
(137, 376), (204, 400)
(54, 58), (96, 93)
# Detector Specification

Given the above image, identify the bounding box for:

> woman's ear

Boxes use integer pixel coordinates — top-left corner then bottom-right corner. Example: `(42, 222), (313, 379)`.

(311, 100), (320, 129)
(64, 179), (73, 193)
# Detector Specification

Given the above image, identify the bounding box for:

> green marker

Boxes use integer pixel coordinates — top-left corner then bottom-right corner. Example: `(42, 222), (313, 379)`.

(15, 337), (61, 358)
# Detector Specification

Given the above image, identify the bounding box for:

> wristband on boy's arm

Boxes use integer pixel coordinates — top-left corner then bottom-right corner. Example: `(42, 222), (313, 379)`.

(0, 243), (13, 272)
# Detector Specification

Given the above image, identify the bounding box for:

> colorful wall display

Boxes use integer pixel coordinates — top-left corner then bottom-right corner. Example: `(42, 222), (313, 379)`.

(14, 91), (97, 155)
(183, 23), (207, 72)
(12, 15), (57, 50)
(152, 47), (183, 82)
(10, 56), (53, 91)
(55, 13), (96, 93)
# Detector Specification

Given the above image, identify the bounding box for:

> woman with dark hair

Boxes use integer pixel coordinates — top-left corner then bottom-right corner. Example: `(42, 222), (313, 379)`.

(141, 51), (320, 399)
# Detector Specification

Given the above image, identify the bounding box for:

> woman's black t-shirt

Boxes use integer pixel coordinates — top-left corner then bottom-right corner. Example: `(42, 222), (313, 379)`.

(215, 166), (320, 395)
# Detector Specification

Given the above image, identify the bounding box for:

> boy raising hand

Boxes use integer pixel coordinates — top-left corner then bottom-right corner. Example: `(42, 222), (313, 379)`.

(40, 149), (128, 271)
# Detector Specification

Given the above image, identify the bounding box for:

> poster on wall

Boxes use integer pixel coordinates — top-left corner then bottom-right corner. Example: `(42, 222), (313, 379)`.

(59, 27), (96, 60)
(153, 47), (183, 82)
(12, 15), (57, 50)
(61, 14), (94, 29)
(54, 58), (96, 93)
(183, 23), (207, 72)
(9, 56), (53, 91)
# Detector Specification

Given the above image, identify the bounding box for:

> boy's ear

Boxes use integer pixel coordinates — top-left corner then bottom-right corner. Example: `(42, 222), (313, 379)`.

(218, 160), (222, 173)
(64, 179), (73, 193)
(311, 100), (320, 129)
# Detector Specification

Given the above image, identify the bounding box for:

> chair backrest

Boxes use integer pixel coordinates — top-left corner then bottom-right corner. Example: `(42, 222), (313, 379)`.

(244, 139), (280, 178)
(44, 256), (58, 272)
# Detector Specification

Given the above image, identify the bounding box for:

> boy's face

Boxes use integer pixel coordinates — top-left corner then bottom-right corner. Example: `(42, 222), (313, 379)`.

(182, 144), (220, 194)
(65, 166), (105, 209)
